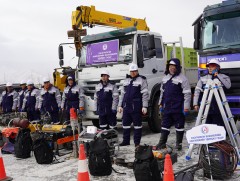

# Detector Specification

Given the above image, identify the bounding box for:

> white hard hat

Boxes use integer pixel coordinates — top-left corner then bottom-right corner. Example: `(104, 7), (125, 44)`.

(169, 60), (176, 65)
(6, 82), (12, 87)
(101, 70), (110, 76)
(20, 80), (26, 85)
(42, 77), (50, 83)
(67, 76), (73, 80)
(207, 59), (220, 67)
(26, 80), (34, 86)
(129, 63), (138, 71)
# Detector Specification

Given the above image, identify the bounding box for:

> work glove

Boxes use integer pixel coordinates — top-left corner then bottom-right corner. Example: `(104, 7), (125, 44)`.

(159, 107), (164, 113)
(212, 69), (218, 77)
(142, 107), (147, 115)
(183, 109), (189, 116)
(112, 109), (117, 114)
(118, 107), (123, 113)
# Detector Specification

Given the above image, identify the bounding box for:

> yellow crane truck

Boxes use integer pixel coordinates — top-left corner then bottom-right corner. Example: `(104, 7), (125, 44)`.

(56, 5), (198, 132)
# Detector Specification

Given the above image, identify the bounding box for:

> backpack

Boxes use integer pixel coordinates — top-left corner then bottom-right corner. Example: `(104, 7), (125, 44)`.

(88, 138), (112, 176)
(134, 145), (162, 181)
(14, 128), (32, 158)
(32, 137), (54, 164)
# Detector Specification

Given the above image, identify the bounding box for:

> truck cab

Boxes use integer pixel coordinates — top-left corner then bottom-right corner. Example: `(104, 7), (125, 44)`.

(193, 0), (240, 117)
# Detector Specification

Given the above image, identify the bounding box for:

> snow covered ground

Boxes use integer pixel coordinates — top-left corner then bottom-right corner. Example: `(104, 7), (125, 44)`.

(1, 114), (240, 181)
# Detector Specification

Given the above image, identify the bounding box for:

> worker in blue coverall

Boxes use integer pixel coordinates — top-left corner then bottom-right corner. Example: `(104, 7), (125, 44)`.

(0, 82), (18, 113)
(94, 70), (119, 130)
(17, 80), (27, 112)
(61, 76), (85, 121)
(38, 77), (62, 124)
(118, 63), (149, 148)
(157, 58), (191, 151)
(193, 59), (231, 127)
(22, 80), (41, 121)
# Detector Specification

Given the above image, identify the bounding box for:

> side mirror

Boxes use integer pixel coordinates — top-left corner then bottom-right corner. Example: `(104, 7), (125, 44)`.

(147, 35), (156, 57)
(193, 22), (201, 50)
(59, 59), (64, 67)
(148, 35), (155, 49)
(137, 36), (144, 68)
(76, 49), (81, 57)
(58, 46), (64, 60)
(193, 40), (199, 50)
(137, 52), (144, 68)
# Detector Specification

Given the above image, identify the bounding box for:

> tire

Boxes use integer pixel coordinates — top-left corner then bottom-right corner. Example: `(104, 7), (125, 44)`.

(92, 119), (100, 128)
(148, 93), (162, 133)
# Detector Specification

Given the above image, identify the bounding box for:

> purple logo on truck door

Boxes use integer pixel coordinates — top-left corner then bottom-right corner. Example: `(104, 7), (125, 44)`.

(86, 39), (119, 65)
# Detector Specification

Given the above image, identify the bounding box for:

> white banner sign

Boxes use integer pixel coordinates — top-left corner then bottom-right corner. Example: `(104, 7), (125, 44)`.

(186, 124), (226, 144)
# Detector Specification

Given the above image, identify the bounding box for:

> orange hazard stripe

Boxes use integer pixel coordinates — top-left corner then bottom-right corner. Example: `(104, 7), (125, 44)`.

(57, 134), (79, 145)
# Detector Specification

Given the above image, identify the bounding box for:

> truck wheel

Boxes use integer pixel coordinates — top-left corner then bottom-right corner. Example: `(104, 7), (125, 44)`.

(92, 119), (100, 128)
(148, 94), (162, 133)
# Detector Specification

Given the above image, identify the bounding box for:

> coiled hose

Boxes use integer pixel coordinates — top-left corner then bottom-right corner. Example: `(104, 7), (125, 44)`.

(199, 140), (239, 180)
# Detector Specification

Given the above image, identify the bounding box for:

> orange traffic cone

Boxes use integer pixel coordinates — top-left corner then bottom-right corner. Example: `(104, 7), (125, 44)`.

(0, 149), (12, 181)
(163, 154), (174, 181)
(77, 144), (90, 181)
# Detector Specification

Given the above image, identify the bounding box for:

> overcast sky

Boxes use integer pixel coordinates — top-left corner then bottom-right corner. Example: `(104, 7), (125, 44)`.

(0, 0), (221, 84)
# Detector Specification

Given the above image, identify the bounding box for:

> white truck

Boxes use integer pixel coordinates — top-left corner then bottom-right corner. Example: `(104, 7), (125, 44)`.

(57, 6), (198, 133)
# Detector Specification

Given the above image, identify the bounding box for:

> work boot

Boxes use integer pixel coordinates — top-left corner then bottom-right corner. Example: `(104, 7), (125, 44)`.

(176, 131), (184, 151)
(120, 128), (130, 146)
(135, 144), (140, 152)
(134, 128), (142, 147)
(135, 144), (140, 148)
(156, 131), (169, 149)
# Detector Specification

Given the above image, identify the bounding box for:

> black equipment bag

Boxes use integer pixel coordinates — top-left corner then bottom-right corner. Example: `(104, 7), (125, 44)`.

(88, 137), (112, 176)
(14, 128), (32, 158)
(134, 145), (162, 181)
(32, 137), (53, 164)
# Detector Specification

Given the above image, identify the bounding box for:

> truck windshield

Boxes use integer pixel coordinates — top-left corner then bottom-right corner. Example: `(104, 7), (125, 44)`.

(202, 12), (240, 50)
(78, 35), (133, 67)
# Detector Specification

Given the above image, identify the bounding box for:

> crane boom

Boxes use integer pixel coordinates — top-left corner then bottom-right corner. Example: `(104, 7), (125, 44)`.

(68, 5), (149, 54)
(71, 5), (149, 31)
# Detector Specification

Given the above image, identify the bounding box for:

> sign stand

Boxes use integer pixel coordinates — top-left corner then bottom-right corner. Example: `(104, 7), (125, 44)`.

(205, 145), (213, 180)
